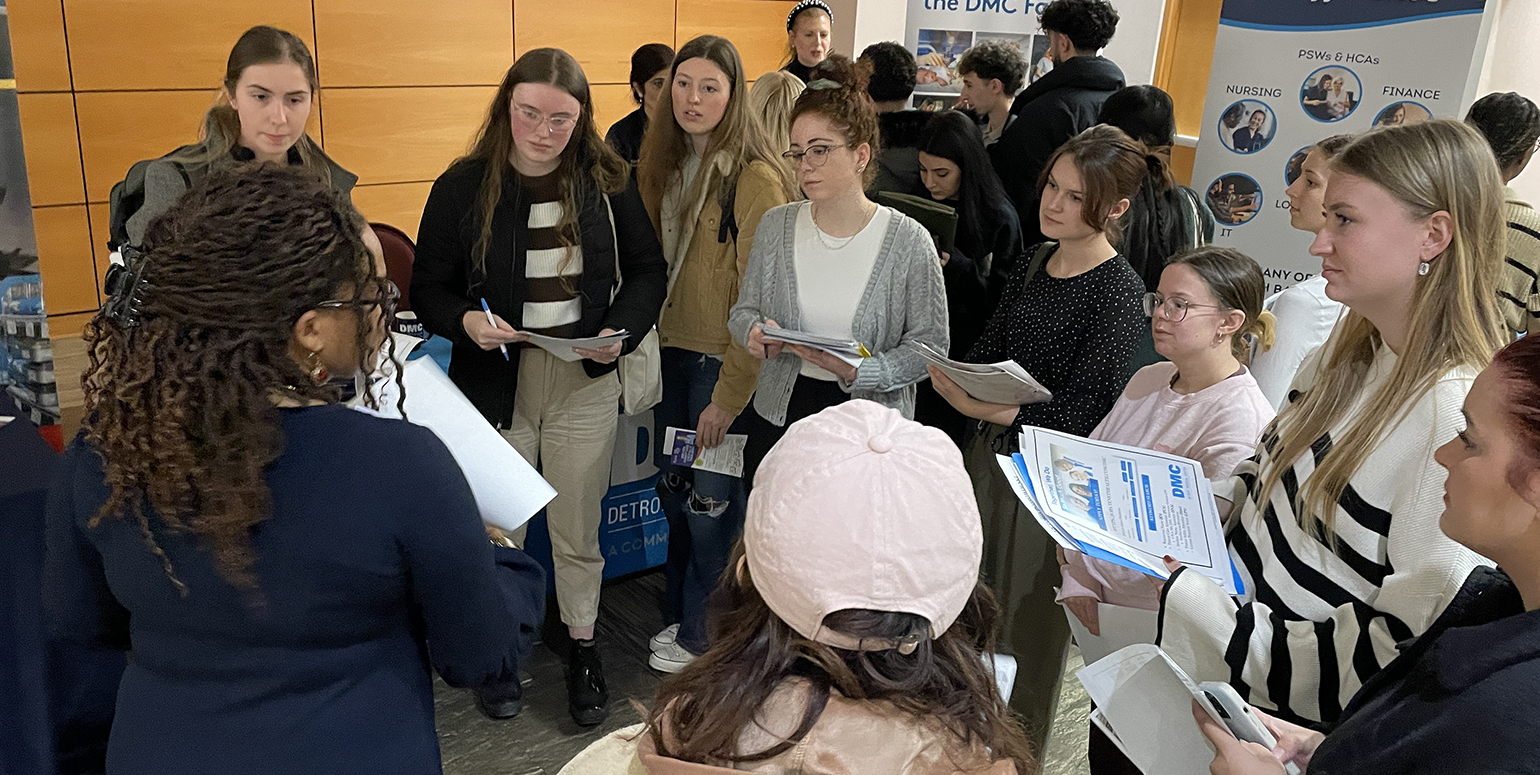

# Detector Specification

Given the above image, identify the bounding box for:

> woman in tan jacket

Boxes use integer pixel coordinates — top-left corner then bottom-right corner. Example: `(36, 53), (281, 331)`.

(637, 35), (796, 674)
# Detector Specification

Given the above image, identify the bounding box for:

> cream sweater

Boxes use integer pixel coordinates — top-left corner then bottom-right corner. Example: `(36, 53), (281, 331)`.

(1157, 342), (1486, 724)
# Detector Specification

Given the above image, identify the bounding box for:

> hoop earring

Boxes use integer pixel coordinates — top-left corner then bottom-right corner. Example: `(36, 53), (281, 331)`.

(306, 352), (330, 385)
(1417, 261), (1430, 276)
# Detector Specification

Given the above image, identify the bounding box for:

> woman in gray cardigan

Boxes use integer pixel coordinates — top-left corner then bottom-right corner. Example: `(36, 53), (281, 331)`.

(729, 56), (947, 475)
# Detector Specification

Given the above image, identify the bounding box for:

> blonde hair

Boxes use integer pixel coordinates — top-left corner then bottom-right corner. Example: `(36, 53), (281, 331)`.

(202, 26), (330, 181)
(749, 71), (805, 176)
(1258, 120), (1505, 541)
(637, 36), (797, 234)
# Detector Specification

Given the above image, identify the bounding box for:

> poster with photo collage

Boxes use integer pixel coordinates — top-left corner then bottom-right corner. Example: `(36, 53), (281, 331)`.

(1191, 0), (1498, 293)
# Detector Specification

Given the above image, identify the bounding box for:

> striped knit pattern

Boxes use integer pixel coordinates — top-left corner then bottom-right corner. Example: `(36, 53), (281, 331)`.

(1500, 188), (1540, 338)
(520, 171), (582, 338)
(1158, 341), (1486, 724)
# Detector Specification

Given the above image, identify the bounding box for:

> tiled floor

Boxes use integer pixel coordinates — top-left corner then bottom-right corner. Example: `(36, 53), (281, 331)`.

(435, 570), (1095, 775)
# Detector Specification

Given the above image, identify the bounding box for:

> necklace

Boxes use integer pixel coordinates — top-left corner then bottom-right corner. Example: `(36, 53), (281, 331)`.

(810, 202), (878, 251)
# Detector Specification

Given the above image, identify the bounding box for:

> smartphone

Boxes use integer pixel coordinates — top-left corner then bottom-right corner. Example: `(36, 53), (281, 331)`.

(1199, 682), (1302, 775)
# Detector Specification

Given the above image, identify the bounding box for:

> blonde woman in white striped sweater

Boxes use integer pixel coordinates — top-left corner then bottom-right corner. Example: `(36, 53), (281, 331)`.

(1157, 120), (1507, 726)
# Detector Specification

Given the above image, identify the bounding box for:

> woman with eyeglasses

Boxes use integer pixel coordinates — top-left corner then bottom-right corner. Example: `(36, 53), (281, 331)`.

(412, 48), (668, 728)
(925, 124), (1150, 752)
(47, 165), (544, 775)
(1055, 246), (1276, 774)
(730, 55), (948, 478)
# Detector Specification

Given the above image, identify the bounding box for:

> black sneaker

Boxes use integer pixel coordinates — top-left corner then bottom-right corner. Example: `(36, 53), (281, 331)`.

(471, 677), (524, 720)
(566, 638), (609, 727)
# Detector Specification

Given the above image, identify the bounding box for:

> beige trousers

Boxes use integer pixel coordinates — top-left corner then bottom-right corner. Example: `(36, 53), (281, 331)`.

(499, 347), (622, 629)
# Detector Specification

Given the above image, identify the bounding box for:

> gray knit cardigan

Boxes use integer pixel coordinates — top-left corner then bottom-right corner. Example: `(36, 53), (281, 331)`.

(728, 201), (949, 426)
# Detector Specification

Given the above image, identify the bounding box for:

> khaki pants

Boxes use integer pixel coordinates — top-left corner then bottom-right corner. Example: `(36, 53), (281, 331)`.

(499, 347), (621, 629)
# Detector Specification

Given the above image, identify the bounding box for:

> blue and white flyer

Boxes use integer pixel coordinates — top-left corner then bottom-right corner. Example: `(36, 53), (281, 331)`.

(1000, 425), (1238, 594)
(1192, 0), (1497, 293)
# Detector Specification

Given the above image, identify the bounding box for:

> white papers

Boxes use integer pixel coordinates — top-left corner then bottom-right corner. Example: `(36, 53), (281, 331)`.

(1064, 604), (1160, 665)
(917, 342), (1052, 405)
(1007, 427), (1239, 595)
(524, 329), (630, 362)
(760, 327), (868, 367)
(354, 334), (556, 532)
(1078, 645), (1228, 775)
(662, 426), (748, 478)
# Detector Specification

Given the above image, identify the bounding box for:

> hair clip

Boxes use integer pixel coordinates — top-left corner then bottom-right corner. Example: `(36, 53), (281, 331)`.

(806, 78), (841, 91)
(102, 255), (151, 328)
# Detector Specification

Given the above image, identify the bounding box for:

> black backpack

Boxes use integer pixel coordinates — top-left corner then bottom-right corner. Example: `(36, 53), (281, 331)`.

(105, 144), (206, 254)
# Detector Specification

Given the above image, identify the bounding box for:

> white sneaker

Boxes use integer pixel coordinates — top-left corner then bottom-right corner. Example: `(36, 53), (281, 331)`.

(648, 641), (698, 673)
(649, 623), (680, 653)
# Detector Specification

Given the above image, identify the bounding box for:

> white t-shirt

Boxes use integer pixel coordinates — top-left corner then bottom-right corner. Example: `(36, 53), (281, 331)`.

(793, 203), (892, 380)
(1250, 275), (1344, 410)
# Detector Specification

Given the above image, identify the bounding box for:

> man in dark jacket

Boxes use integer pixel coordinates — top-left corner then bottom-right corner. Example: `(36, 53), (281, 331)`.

(862, 41), (932, 197)
(991, 0), (1124, 244)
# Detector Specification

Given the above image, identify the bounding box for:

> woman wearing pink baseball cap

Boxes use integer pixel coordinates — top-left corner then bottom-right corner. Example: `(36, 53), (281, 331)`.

(636, 399), (1032, 774)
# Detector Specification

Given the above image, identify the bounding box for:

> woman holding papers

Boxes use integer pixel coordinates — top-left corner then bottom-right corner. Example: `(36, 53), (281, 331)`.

(926, 124), (1149, 751)
(635, 35), (795, 674)
(730, 56), (948, 476)
(412, 48), (668, 727)
(913, 111), (1024, 443)
(47, 166), (544, 775)
(1157, 121), (1505, 730)
(1054, 246), (1278, 775)
(1198, 334), (1540, 775)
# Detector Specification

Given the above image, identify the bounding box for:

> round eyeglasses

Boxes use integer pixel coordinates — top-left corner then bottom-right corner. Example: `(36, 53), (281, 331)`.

(781, 143), (854, 169)
(1142, 292), (1228, 322)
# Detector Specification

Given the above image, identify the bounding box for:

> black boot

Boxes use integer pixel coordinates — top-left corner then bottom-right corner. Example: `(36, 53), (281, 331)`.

(566, 638), (609, 727)
(471, 677), (524, 720)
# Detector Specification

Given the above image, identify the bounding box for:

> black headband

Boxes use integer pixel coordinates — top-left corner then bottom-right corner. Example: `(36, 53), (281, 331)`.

(787, 0), (833, 31)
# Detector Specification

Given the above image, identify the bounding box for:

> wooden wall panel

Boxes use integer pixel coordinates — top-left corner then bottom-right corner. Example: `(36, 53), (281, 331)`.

(322, 86), (494, 186)
(62, 0), (316, 91)
(74, 90), (220, 203)
(87, 203), (110, 283)
(353, 182), (433, 240)
(1154, 0), (1224, 139)
(515, 0), (676, 85)
(591, 83), (638, 136)
(1171, 144), (1196, 188)
(9, 0), (73, 92)
(675, 0), (799, 81)
(31, 206), (99, 315)
(16, 93), (86, 206)
(313, 0), (513, 87)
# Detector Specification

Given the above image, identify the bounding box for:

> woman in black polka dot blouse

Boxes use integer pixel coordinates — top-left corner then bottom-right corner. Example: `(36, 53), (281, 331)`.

(927, 125), (1152, 752)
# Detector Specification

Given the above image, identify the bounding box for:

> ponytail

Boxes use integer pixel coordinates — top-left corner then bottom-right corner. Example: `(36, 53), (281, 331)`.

(1120, 143), (1186, 290)
(1247, 308), (1277, 357)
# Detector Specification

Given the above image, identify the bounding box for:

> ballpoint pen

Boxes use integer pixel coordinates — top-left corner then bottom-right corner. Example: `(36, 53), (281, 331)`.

(479, 298), (510, 361)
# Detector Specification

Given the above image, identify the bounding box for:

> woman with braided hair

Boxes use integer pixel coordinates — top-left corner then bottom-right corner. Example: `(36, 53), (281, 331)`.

(45, 164), (544, 775)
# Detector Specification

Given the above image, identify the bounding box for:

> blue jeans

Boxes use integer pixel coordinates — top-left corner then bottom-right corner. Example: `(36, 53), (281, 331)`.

(654, 348), (749, 655)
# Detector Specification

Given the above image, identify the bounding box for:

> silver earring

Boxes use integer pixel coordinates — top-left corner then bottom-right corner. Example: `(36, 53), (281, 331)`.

(1417, 261), (1430, 276)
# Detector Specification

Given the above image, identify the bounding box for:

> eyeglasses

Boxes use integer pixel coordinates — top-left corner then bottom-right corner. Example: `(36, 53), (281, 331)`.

(1142, 292), (1227, 322)
(317, 279), (400, 317)
(512, 102), (577, 135)
(781, 143), (853, 169)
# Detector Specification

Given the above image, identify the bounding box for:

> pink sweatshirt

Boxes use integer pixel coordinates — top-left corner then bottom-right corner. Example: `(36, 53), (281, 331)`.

(1056, 362), (1276, 609)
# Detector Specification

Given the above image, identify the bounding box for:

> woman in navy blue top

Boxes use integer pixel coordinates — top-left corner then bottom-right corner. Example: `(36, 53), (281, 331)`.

(44, 164), (543, 775)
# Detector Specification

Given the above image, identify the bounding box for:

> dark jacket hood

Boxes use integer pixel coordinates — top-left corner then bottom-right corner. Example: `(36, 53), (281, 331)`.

(1013, 55), (1126, 114)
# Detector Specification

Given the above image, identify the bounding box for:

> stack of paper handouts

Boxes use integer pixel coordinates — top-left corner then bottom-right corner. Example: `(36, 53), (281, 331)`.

(524, 329), (629, 362)
(759, 327), (870, 367)
(351, 333), (557, 533)
(916, 342), (1052, 406)
(995, 425), (1243, 596)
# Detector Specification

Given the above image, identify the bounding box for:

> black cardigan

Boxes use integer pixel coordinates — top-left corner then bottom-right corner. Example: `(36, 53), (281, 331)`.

(412, 158), (668, 428)
(1307, 565), (1540, 774)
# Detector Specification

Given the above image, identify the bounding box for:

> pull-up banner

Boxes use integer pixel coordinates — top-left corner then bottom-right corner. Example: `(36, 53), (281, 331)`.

(1191, 0), (1497, 292)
